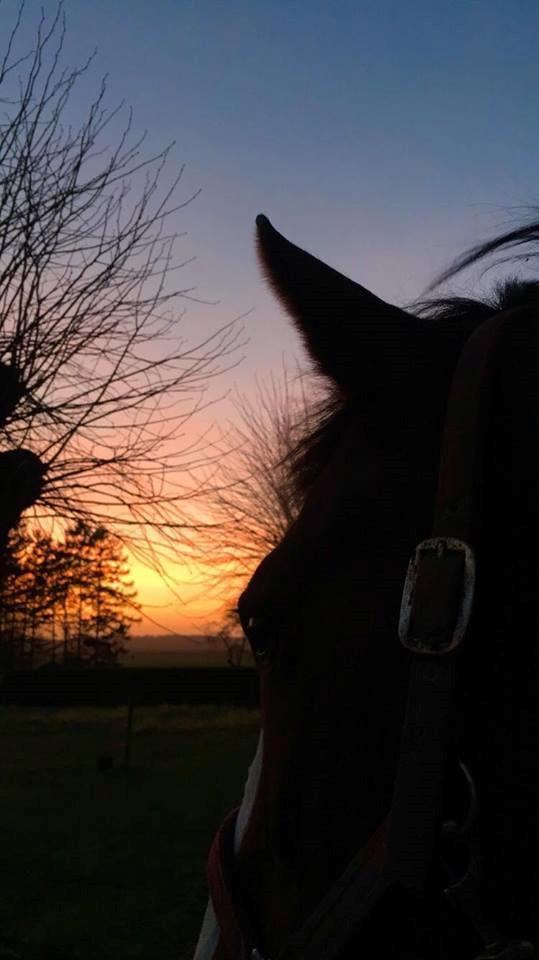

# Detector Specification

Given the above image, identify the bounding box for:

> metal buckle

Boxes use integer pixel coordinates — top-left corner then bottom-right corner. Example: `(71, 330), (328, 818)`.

(399, 537), (475, 654)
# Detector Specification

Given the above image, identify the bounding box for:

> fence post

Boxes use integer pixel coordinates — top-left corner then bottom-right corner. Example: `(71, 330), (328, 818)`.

(123, 700), (134, 770)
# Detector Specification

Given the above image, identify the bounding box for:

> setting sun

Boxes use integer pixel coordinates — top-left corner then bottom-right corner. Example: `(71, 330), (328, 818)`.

(128, 556), (230, 636)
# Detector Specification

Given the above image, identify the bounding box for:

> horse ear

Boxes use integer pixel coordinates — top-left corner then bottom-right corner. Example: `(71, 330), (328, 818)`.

(256, 215), (421, 393)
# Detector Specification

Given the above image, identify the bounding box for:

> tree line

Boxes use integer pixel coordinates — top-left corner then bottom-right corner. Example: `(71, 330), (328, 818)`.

(0, 522), (139, 673)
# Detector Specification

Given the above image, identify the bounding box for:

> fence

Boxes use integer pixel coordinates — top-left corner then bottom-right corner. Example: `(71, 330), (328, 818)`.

(0, 665), (260, 707)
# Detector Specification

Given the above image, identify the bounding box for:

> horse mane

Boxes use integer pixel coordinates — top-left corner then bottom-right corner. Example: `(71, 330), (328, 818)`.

(284, 392), (345, 501)
(285, 216), (539, 508)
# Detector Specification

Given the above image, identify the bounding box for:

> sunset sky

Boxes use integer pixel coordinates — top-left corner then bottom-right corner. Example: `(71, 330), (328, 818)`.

(2, 0), (539, 635)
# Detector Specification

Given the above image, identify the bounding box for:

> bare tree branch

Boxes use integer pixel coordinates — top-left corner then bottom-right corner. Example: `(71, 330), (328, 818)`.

(0, 2), (245, 568)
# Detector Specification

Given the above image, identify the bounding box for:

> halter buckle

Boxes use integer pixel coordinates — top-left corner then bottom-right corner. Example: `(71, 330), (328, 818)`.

(399, 537), (475, 654)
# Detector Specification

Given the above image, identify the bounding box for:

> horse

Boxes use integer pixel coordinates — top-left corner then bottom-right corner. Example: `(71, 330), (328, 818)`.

(194, 213), (539, 959)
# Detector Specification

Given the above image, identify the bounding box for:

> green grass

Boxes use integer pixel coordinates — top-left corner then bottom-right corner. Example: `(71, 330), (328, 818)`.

(0, 705), (261, 959)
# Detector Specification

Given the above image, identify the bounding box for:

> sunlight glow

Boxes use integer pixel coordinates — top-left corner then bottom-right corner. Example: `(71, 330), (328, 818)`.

(128, 555), (232, 636)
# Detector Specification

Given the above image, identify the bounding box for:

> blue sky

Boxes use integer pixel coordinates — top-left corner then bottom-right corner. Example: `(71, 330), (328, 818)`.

(1, 0), (538, 631)
(4, 0), (538, 391)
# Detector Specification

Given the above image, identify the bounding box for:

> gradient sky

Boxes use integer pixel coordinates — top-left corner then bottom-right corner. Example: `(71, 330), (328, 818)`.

(2, 0), (539, 634)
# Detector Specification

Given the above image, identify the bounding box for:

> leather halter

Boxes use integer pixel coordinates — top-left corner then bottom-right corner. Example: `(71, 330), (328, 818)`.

(206, 308), (536, 960)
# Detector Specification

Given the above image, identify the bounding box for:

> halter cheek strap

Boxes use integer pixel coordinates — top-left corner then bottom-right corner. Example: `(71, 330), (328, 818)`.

(387, 309), (534, 958)
(386, 307), (510, 896)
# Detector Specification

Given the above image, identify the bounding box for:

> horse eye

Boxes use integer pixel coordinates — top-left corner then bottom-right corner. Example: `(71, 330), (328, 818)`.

(244, 615), (271, 661)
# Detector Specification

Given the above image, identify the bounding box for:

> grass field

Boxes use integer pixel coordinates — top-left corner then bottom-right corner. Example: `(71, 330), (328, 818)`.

(0, 704), (261, 959)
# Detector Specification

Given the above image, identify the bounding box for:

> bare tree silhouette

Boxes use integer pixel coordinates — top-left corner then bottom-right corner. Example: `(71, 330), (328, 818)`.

(0, 3), (243, 570)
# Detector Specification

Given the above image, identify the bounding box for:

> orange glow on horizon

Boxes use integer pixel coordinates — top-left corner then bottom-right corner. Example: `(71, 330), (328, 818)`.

(128, 556), (236, 637)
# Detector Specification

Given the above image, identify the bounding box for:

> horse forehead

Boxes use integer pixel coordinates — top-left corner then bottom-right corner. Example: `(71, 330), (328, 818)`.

(240, 460), (419, 629)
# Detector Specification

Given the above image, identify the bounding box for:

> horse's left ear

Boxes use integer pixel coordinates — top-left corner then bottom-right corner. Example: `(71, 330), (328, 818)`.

(256, 215), (421, 394)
